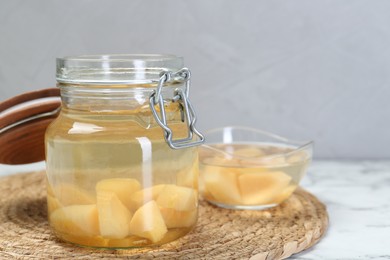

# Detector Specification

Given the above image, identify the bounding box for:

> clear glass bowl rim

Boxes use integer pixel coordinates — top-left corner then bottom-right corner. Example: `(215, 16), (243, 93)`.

(201, 126), (314, 161)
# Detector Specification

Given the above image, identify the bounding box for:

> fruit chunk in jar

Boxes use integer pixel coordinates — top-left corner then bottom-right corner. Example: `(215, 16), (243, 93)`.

(156, 185), (198, 229)
(47, 180), (198, 248)
(96, 178), (141, 212)
(50, 205), (100, 237)
(199, 143), (310, 207)
(129, 200), (168, 243)
(96, 190), (133, 239)
(129, 184), (166, 211)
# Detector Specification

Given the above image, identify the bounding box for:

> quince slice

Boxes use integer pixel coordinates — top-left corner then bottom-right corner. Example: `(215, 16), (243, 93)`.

(203, 167), (241, 204)
(129, 201), (167, 243)
(129, 184), (166, 211)
(96, 178), (141, 211)
(96, 190), (133, 239)
(156, 185), (197, 211)
(50, 204), (99, 237)
(53, 183), (95, 206)
(238, 171), (291, 204)
(160, 208), (197, 228)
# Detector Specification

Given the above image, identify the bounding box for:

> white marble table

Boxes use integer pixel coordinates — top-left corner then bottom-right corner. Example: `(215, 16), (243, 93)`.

(292, 160), (390, 260)
(1, 160), (389, 259)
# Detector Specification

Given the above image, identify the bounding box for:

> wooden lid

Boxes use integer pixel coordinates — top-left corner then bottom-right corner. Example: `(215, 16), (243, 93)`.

(0, 171), (328, 259)
(0, 89), (60, 165)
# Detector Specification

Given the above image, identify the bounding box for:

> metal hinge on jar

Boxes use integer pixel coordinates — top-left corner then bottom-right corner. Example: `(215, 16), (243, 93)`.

(149, 68), (205, 149)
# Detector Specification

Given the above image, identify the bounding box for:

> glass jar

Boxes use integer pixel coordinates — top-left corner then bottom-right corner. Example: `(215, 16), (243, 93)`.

(45, 54), (204, 248)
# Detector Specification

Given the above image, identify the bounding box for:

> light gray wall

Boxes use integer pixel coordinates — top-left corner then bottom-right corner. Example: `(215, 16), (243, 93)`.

(1, 0), (389, 159)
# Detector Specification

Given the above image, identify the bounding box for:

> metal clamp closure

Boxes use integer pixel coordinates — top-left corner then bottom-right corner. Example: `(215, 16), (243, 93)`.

(149, 68), (205, 149)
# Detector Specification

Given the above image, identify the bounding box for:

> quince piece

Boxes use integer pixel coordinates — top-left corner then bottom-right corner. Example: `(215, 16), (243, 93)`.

(129, 184), (166, 211)
(96, 178), (141, 211)
(156, 185), (197, 211)
(238, 171), (291, 204)
(54, 183), (95, 206)
(203, 167), (241, 204)
(160, 208), (197, 228)
(129, 200), (167, 243)
(96, 190), (133, 239)
(50, 205), (99, 237)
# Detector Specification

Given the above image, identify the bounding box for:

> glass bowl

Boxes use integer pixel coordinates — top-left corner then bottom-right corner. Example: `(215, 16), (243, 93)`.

(199, 126), (313, 210)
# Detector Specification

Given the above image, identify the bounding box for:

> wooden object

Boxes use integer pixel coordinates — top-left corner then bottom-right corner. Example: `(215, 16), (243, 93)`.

(0, 89), (60, 164)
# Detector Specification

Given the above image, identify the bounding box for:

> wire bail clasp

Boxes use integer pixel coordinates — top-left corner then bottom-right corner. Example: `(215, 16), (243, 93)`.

(149, 68), (205, 149)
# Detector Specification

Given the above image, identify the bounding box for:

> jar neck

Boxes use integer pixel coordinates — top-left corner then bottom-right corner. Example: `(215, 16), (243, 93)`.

(59, 83), (184, 113)
(56, 54), (184, 85)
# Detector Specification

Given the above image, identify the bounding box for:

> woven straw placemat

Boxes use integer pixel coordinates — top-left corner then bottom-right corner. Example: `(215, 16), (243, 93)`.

(0, 171), (328, 260)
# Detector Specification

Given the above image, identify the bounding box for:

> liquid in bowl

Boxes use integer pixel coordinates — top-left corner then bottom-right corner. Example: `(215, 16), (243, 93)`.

(199, 142), (311, 210)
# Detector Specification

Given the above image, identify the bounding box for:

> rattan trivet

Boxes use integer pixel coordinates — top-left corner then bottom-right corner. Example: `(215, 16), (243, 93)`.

(0, 171), (328, 260)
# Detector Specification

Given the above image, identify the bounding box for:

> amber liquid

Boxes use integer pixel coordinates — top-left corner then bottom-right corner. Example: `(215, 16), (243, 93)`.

(45, 106), (198, 248)
(199, 143), (310, 209)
